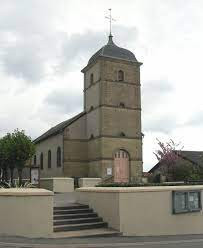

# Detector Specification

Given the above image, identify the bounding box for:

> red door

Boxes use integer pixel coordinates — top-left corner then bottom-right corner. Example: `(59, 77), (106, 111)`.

(114, 150), (129, 183)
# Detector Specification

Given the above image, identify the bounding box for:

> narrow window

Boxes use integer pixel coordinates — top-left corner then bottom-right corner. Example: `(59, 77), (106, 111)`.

(34, 155), (36, 165)
(90, 73), (94, 84)
(119, 102), (125, 108)
(48, 150), (51, 169)
(90, 106), (94, 112)
(57, 147), (62, 167)
(40, 153), (43, 170)
(120, 132), (126, 137)
(118, 70), (124, 81)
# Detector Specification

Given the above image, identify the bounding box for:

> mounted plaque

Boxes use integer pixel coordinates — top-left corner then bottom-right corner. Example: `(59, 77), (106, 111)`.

(30, 167), (40, 187)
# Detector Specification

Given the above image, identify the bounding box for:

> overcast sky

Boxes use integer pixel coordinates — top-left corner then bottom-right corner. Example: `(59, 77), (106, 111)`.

(0, 0), (203, 171)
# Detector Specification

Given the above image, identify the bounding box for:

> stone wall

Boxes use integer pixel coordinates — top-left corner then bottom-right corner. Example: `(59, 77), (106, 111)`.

(77, 186), (203, 236)
(78, 178), (102, 187)
(0, 189), (53, 238)
(85, 83), (100, 110)
(101, 81), (141, 108)
(100, 59), (140, 83)
(64, 114), (86, 140)
(86, 108), (100, 138)
(63, 140), (87, 161)
(34, 134), (64, 178)
(87, 136), (142, 180)
(101, 107), (141, 137)
(84, 61), (100, 89)
(64, 161), (88, 177)
(40, 177), (74, 192)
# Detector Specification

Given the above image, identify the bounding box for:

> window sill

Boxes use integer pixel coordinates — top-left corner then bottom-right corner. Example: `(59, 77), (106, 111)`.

(173, 208), (201, 214)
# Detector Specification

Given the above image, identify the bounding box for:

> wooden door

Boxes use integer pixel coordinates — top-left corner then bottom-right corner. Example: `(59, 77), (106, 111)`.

(114, 150), (129, 183)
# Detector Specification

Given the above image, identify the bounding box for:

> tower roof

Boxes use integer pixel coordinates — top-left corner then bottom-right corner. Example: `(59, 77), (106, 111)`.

(88, 35), (138, 65)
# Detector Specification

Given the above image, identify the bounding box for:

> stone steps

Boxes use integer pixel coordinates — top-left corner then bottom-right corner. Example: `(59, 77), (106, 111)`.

(54, 221), (108, 232)
(54, 212), (98, 220)
(52, 228), (122, 238)
(54, 217), (103, 225)
(54, 208), (93, 215)
(54, 205), (89, 210)
(53, 204), (108, 232)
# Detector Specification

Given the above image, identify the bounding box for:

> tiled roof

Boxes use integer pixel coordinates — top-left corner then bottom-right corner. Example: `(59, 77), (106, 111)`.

(178, 150), (203, 166)
(34, 112), (86, 144)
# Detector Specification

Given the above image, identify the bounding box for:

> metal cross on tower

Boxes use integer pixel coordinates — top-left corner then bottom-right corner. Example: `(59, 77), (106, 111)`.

(105, 8), (116, 36)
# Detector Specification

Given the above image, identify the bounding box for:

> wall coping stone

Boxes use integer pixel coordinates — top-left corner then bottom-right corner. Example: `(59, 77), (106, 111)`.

(41, 177), (73, 180)
(80, 178), (101, 180)
(77, 185), (203, 193)
(0, 188), (54, 196)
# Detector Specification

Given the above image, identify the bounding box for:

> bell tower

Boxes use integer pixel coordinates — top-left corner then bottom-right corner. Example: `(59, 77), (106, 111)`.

(82, 34), (143, 182)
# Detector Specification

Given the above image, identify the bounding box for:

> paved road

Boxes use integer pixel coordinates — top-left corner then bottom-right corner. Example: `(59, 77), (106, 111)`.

(1, 235), (203, 248)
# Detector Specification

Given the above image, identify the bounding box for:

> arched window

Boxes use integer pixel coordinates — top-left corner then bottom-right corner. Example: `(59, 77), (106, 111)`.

(48, 150), (51, 169)
(118, 70), (124, 81)
(57, 147), (62, 167)
(34, 155), (36, 165)
(40, 153), (43, 170)
(90, 73), (94, 84)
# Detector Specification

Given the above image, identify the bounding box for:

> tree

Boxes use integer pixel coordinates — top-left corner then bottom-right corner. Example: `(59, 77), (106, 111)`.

(153, 139), (183, 181)
(0, 134), (13, 184)
(0, 130), (35, 186)
(172, 162), (203, 182)
(11, 129), (35, 185)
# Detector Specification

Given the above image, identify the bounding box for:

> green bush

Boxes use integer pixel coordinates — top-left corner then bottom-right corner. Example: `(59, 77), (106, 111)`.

(96, 182), (203, 187)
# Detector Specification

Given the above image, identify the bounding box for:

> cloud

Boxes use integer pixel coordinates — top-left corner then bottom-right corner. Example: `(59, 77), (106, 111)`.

(143, 115), (178, 134)
(142, 79), (176, 134)
(142, 79), (173, 108)
(44, 89), (83, 115)
(0, 0), (63, 83)
(185, 113), (203, 127)
(0, 12), (138, 83)
(1, 40), (45, 82)
(60, 25), (138, 72)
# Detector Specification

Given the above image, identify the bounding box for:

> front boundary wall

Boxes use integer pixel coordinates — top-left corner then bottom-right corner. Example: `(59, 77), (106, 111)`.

(77, 186), (203, 236)
(40, 177), (74, 192)
(0, 189), (53, 238)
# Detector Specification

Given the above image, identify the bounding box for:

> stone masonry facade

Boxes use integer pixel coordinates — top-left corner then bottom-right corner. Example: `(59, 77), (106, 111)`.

(34, 36), (143, 182)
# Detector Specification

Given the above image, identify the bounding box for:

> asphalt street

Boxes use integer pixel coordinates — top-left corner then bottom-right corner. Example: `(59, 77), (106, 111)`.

(1, 235), (203, 248)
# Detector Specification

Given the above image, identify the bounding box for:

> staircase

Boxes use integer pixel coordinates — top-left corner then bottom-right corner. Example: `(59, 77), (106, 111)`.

(53, 203), (119, 236)
(101, 175), (114, 184)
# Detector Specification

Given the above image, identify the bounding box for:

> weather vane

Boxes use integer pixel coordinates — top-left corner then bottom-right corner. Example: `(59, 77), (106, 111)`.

(105, 8), (116, 36)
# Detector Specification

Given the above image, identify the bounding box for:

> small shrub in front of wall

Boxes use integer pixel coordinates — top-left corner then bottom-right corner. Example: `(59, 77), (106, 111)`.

(0, 181), (36, 188)
(96, 181), (203, 187)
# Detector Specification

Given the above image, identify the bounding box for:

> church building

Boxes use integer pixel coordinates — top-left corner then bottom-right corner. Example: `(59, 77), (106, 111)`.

(33, 33), (143, 182)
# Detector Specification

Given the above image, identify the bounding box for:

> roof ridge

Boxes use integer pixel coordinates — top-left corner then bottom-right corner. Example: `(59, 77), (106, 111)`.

(34, 111), (86, 144)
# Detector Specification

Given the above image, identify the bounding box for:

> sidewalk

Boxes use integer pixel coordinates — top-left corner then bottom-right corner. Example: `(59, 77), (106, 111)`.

(1, 234), (203, 247)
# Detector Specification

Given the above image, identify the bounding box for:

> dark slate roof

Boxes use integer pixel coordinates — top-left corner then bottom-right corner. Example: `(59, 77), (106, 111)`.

(178, 150), (203, 166)
(34, 112), (86, 144)
(148, 150), (203, 173)
(88, 35), (138, 65)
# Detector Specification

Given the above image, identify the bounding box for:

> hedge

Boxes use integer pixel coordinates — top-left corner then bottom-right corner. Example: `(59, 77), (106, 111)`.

(96, 182), (203, 187)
